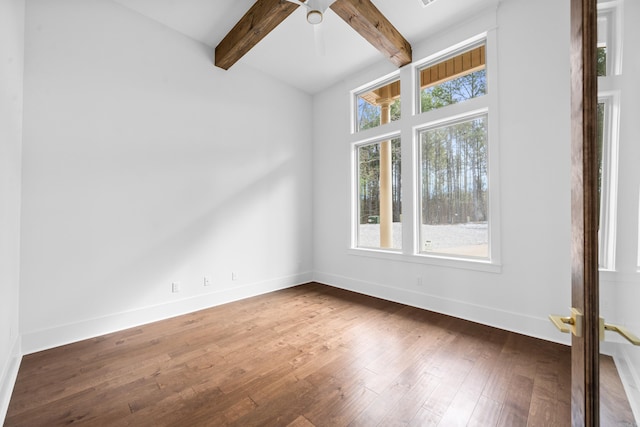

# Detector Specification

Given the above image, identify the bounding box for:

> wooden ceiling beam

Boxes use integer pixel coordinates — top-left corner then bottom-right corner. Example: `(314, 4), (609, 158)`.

(215, 0), (412, 71)
(215, 0), (302, 70)
(330, 0), (412, 68)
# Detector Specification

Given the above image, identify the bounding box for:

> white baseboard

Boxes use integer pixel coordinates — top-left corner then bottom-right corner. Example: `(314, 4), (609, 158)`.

(22, 272), (313, 355)
(613, 346), (640, 425)
(0, 336), (22, 425)
(313, 271), (570, 346)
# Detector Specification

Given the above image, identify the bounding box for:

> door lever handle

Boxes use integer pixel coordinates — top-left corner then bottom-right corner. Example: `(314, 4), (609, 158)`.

(550, 310), (639, 345)
(549, 308), (583, 337)
(549, 314), (573, 334)
(601, 320), (640, 345)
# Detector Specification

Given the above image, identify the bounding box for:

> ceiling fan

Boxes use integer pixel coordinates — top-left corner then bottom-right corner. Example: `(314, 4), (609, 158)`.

(282, 0), (336, 55)
(214, 0), (412, 70)
(283, 0), (335, 25)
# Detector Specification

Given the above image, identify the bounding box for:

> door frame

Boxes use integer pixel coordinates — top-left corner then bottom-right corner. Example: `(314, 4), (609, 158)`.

(570, 0), (599, 425)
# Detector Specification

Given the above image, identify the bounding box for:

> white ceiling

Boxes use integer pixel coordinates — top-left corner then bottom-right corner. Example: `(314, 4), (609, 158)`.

(111, 0), (498, 94)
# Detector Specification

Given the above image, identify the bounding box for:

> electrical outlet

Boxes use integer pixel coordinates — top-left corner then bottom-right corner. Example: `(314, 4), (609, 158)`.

(172, 282), (181, 293)
(231, 272), (238, 281)
(204, 276), (211, 286)
(417, 277), (423, 286)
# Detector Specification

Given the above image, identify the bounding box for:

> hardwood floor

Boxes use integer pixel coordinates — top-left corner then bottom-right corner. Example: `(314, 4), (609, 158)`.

(5, 283), (635, 426)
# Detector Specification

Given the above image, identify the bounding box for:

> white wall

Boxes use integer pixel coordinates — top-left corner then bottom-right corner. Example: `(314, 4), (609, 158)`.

(313, 0), (573, 344)
(0, 0), (24, 420)
(19, 0), (313, 353)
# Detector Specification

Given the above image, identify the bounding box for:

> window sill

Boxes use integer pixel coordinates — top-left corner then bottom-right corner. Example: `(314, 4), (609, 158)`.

(348, 247), (502, 273)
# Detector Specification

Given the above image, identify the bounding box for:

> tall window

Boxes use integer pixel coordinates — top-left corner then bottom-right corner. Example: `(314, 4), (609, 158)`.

(351, 34), (497, 267)
(418, 115), (488, 258)
(356, 138), (402, 250)
(417, 41), (491, 260)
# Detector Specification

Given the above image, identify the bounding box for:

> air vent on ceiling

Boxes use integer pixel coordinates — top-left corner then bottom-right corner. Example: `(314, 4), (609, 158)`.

(419, 0), (437, 6)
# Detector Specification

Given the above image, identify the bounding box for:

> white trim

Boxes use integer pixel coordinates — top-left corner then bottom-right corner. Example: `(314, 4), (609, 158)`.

(21, 272), (312, 355)
(612, 345), (640, 424)
(313, 271), (566, 344)
(0, 336), (21, 425)
(347, 247), (501, 273)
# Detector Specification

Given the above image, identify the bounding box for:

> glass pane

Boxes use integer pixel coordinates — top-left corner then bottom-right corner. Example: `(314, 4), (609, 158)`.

(597, 12), (609, 76)
(357, 138), (402, 249)
(597, 46), (607, 77)
(420, 45), (486, 113)
(419, 116), (488, 258)
(356, 80), (401, 132)
(597, 102), (605, 199)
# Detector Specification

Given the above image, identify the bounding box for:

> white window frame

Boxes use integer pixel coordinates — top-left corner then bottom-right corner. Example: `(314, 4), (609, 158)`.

(597, 1), (624, 77)
(598, 93), (620, 271)
(415, 110), (491, 261)
(351, 75), (402, 135)
(351, 132), (403, 251)
(412, 33), (500, 268)
(597, 1), (623, 271)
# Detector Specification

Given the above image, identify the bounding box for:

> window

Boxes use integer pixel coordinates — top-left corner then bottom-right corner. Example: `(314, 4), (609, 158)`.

(597, 17), (608, 76)
(597, 99), (619, 271)
(597, 3), (622, 77)
(350, 33), (498, 268)
(419, 44), (487, 113)
(356, 137), (402, 250)
(416, 40), (493, 261)
(355, 79), (401, 132)
(597, 2), (622, 270)
(418, 115), (489, 258)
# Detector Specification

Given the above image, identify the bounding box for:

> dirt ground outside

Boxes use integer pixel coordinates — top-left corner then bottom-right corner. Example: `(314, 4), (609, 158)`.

(357, 222), (488, 258)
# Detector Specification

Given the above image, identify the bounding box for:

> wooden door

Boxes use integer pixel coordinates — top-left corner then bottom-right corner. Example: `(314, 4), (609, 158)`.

(570, 0), (599, 424)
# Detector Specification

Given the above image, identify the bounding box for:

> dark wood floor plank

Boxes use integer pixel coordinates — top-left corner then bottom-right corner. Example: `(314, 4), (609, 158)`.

(287, 415), (317, 427)
(467, 395), (503, 427)
(374, 372), (441, 426)
(5, 283), (635, 427)
(496, 373), (534, 427)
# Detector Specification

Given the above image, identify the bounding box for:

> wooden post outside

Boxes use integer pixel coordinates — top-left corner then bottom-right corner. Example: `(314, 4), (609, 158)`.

(379, 100), (392, 248)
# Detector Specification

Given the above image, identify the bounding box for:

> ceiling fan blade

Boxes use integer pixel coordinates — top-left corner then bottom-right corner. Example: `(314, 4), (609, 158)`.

(313, 21), (326, 56)
(282, 0), (307, 6)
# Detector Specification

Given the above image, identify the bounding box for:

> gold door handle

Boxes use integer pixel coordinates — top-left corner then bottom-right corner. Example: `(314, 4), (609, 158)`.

(549, 314), (573, 334)
(549, 308), (583, 337)
(601, 320), (640, 345)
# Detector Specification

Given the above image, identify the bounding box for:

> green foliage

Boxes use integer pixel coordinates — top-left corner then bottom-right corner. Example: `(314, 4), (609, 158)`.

(597, 46), (607, 77)
(421, 70), (486, 113)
